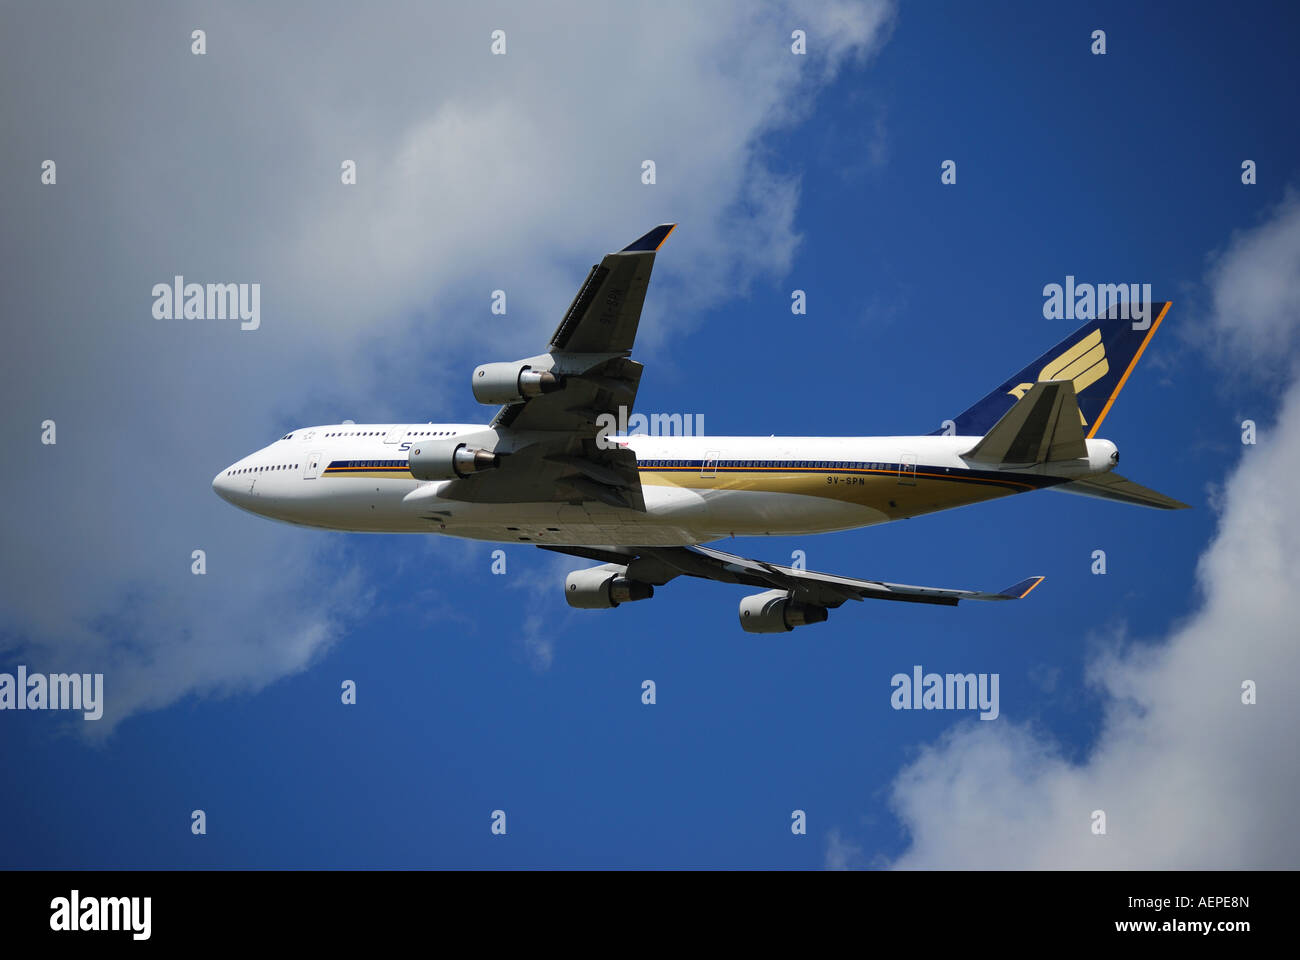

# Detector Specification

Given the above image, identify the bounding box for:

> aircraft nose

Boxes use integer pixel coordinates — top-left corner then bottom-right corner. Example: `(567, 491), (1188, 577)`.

(212, 468), (235, 504)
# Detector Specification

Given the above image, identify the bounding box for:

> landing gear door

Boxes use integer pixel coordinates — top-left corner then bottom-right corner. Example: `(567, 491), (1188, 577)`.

(701, 450), (720, 479)
(304, 451), (325, 480)
(898, 452), (917, 486)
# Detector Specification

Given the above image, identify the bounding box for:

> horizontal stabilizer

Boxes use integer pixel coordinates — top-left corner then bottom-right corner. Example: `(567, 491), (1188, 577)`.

(1052, 472), (1190, 510)
(964, 380), (1088, 465)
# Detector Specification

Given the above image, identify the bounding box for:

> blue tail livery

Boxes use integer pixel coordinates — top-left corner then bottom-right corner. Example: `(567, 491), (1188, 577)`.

(936, 303), (1172, 437)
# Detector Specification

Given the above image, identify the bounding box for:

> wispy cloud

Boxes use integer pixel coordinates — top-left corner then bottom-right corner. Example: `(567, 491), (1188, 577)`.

(0, 1), (897, 731)
(825, 826), (864, 870)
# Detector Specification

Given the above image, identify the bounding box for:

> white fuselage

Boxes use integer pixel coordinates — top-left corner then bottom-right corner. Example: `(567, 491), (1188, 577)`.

(212, 423), (1118, 547)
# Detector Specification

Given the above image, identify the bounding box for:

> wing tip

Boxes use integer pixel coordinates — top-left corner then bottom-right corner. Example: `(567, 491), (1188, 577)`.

(621, 223), (677, 252)
(1002, 575), (1046, 599)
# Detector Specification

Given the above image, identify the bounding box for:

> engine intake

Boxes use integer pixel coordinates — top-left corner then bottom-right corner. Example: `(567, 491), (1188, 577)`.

(472, 361), (561, 405)
(565, 565), (655, 609)
(738, 589), (829, 633)
(408, 439), (500, 480)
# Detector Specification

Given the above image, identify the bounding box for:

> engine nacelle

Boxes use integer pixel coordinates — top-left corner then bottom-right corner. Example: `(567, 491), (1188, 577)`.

(472, 361), (561, 405)
(565, 564), (655, 609)
(738, 589), (829, 633)
(408, 439), (500, 480)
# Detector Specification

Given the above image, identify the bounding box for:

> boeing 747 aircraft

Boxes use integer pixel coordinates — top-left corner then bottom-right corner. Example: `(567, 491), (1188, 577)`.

(214, 225), (1186, 632)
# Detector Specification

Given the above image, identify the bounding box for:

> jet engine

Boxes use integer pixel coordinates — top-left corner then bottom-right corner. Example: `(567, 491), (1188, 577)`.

(565, 564), (655, 609)
(408, 439), (500, 480)
(471, 361), (562, 405)
(738, 589), (829, 633)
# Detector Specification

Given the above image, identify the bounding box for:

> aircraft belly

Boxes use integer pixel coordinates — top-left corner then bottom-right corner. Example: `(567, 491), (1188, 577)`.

(414, 488), (884, 545)
(671, 489), (885, 536)
(640, 469), (1020, 532)
(400, 495), (698, 546)
(278, 469), (1021, 542)
(259, 478), (423, 532)
(443, 523), (700, 547)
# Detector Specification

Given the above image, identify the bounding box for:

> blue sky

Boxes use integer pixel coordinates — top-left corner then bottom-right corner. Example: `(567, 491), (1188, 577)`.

(3, 1), (1299, 869)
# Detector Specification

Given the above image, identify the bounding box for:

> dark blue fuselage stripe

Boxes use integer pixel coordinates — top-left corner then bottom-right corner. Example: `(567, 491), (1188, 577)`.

(326, 460), (409, 469)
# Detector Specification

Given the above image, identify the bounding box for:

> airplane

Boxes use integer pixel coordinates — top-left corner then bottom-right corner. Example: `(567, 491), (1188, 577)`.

(213, 224), (1187, 632)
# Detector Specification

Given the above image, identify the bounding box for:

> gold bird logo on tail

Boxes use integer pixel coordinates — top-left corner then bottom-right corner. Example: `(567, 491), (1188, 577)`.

(1006, 329), (1108, 424)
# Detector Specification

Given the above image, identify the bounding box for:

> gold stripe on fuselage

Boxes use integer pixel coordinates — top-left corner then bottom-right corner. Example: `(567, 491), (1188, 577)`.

(638, 468), (1026, 517)
(324, 470), (416, 480)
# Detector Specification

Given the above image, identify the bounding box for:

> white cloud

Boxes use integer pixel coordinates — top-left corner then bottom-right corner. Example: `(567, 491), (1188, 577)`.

(1208, 189), (1300, 374)
(505, 550), (584, 671)
(872, 194), (1300, 869)
(0, 1), (895, 730)
(825, 827), (865, 870)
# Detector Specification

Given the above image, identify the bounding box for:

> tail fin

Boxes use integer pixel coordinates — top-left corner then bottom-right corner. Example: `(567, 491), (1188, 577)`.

(937, 303), (1171, 437)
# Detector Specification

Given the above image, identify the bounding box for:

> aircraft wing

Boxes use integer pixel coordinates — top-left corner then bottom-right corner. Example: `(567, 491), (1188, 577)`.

(491, 224), (675, 435)
(540, 543), (1043, 609)
(439, 225), (675, 512)
(435, 442), (646, 510)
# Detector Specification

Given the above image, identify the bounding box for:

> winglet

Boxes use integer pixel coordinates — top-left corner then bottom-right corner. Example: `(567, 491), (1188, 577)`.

(621, 223), (676, 252)
(999, 576), (1045, 600)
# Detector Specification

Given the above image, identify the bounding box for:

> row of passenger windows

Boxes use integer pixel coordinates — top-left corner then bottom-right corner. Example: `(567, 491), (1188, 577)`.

(227, 464), (298, 476)
(321, 429), (459, 438)
(639, 460), (896, 470)
(332, 460), (407, 468)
